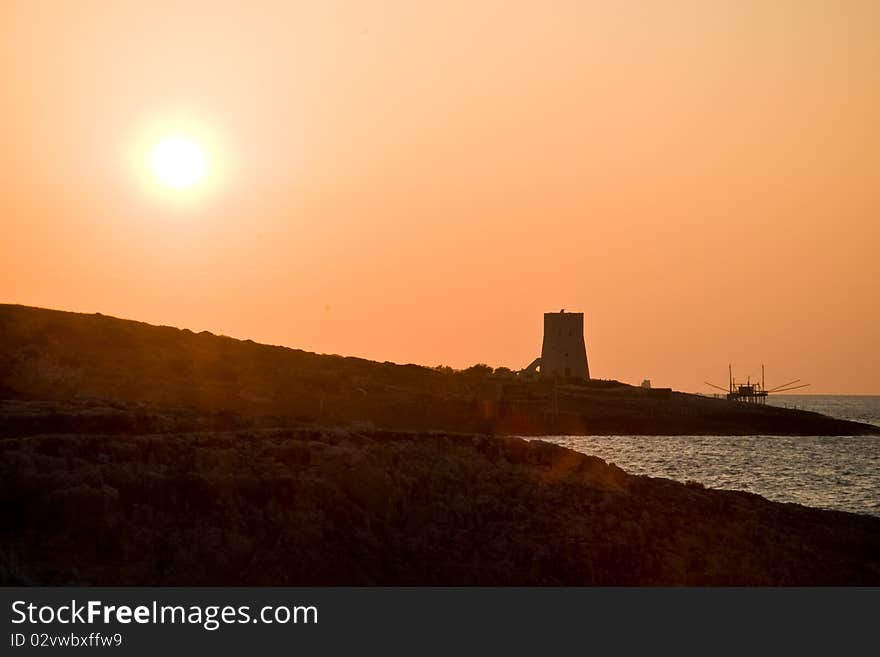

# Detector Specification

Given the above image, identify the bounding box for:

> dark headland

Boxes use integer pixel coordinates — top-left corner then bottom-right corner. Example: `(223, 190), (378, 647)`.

(0, 304), (874, 436)
(1, 304), (878, 585)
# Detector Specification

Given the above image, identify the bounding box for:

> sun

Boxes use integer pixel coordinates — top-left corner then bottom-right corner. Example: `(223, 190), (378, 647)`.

(131, 118), (226, 200)
(150, 135), (208, 189)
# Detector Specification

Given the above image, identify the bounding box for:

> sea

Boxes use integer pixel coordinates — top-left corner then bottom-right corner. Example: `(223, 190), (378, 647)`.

(541, 395), (880, 518)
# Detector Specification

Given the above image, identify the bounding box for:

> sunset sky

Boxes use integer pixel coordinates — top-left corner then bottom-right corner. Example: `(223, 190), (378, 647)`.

(2, 1), (878, 393)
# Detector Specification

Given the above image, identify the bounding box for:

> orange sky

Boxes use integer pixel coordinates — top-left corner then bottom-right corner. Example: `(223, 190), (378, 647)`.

(2, 1), (878, 393)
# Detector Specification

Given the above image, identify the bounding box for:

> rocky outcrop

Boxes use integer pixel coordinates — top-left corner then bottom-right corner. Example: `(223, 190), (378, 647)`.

(2, 428), (878, 585)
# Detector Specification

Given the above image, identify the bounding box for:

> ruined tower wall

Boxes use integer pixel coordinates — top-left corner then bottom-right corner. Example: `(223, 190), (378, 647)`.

(540, 312), (590, 379)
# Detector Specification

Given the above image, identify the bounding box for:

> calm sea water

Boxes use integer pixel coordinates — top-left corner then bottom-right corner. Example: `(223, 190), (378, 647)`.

(766, 394), (880, 428)
(541, 395), (880, 517)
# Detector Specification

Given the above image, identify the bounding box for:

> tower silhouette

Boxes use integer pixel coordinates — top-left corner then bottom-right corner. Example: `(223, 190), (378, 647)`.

(539, 310), (590, 379)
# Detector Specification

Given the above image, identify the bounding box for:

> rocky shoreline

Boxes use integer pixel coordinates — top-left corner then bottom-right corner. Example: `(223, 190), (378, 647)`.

(2, 427), (878, 585)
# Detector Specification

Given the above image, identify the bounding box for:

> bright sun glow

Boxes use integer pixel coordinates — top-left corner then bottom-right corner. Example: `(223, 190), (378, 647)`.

(150, 136), (208, 189)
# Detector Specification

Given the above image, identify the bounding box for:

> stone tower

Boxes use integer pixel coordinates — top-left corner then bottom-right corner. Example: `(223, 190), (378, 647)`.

(539, 310), (590, 379)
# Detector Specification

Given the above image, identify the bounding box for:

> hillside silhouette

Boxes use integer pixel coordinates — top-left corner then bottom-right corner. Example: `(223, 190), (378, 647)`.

(2, 304), (878, 585)
(0, 304), (874, 436)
